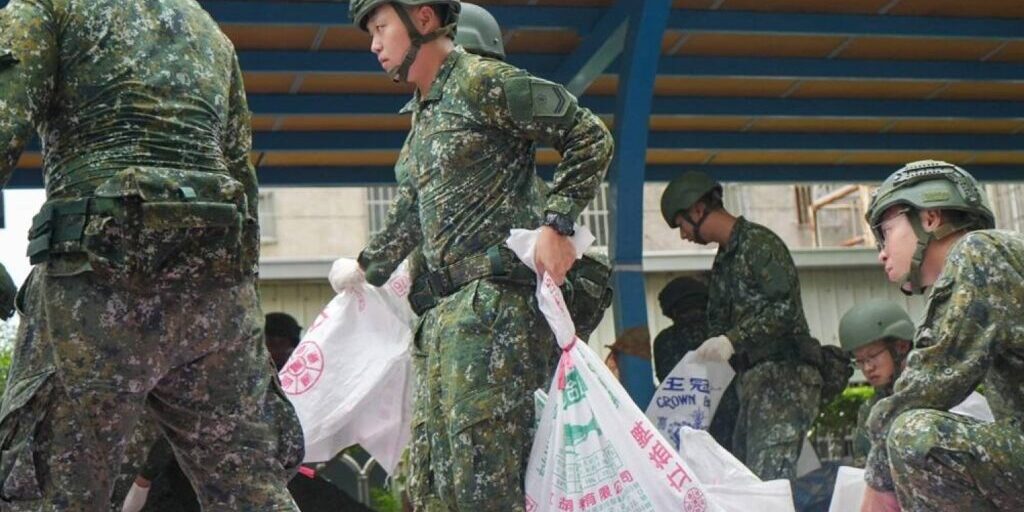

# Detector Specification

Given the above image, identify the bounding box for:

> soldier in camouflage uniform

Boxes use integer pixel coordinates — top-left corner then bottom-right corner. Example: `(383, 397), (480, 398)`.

(861, 160), (1024, 512)
(0, 1), (303, 509)
(331, 1), (612, 510)
(660, 171), (822, 481)
(653, 276), (739, 451)
(837, 300), (914, 468)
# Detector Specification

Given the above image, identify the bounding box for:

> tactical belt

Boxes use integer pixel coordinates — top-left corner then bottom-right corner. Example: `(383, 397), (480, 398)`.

(27, 194), (240, 265)
(408, 245), (534, 316)
(734, 334), (823, 373)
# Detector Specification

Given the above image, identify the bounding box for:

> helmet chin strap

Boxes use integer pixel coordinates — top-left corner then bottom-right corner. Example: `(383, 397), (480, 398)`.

(682, 210), (711, 245)
(898, 212), (965, 296)
(389, 3), (455, 83)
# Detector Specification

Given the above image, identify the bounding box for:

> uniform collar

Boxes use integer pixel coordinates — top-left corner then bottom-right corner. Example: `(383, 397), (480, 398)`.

(718, 216), (748, 257)
(397, 48), (463, 113)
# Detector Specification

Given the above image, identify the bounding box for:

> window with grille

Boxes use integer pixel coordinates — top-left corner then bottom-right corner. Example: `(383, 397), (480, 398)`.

(794, 185), (813, 225)
(258, 191), (276, 243)
(577, 183), (610, 250)
(367, 185), (398, 237)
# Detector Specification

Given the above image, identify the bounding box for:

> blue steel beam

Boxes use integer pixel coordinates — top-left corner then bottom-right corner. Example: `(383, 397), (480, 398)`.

(247, 94), (1024, 119)
(551, 0), (629, 96)
(199, 2), (1024, 41)
(201, 1), (602, 32)
(238, 51), (1024, 81)
(609, 0), (671, 408)
(10, 165), (1023, 188)
(669, 10), (1024, 40)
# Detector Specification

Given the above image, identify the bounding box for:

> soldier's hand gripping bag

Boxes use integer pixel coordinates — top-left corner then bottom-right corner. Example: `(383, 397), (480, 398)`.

(561, 253), (613, 341)
(82, 167), (253, 291)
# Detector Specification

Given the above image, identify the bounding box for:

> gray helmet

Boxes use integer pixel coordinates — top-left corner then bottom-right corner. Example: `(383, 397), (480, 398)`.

(838, 299), (915, 353)
(657, 276), (708, 317)
(866, 160), (995, 294)
(349, 0), (461, 82)
(455, 3), (504, 60)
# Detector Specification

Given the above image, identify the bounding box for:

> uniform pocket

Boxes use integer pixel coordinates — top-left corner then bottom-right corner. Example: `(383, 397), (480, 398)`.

(448, 386), (524, 506)
(0, 371), (54, 501)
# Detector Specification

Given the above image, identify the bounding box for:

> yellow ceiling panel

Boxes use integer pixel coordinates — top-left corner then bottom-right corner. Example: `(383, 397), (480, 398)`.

(987, 41), (1024, 62)
(887, 119), (1024, 134)
(649, 116), (752, 131)
(647, 149), (713, 164)
(243, 73), (297, 94)
(838, 37), (1003, 61)
(748, 118), (891, 133)
(251, 116), (277, 131)
(710, 151), (845, 165)
(968, 152), (1024, 164)
(299, 73), (415, 94)
(674, 33), (846, 58)
(653, 77), (799, 96)
(936, 82), (1024, 101)
(888, 0), (1024, 19)
(261, 151), (398, 167)
(16, 153), (42, 168)
(221, 25), (319, 50)
(276, 115), (411, 131)
(788, 79), (946, 99)
(840, 151), (975, 165)
(718, 0), (892, 15)
(319, 27), (371, 51)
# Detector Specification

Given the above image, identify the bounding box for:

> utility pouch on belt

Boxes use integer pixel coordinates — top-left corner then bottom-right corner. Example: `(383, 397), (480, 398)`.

(28, 167), (254, 288)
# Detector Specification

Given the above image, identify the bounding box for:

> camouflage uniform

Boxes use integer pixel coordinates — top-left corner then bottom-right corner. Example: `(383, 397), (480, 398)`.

(359, 48), (611, 510)
(865, 230), (1024, 511)
(0, 1), (302, 509)
(0, 263), (15, 321)
(706, 217), (822, 480)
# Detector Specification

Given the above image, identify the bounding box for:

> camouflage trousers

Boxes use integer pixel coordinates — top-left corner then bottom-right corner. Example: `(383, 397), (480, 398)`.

(407, 278), (554, 511)
(732, 360), (821, 481)
(0, 268), (303, 511)
(887, 409), (1024, 511)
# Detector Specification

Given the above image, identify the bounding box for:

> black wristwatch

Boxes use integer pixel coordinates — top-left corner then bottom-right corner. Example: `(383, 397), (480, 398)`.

(543, 212), (575, 236)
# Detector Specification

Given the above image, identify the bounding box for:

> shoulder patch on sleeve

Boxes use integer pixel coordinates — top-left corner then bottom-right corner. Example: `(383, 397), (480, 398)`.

(0, 50), (17, 70)
(504, 76), (576, 124)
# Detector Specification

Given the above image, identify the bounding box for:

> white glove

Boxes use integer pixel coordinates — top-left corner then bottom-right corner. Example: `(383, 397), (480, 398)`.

(696, 335), (734, 362)
(121, 482), (150, 512)
(328, 257), (365, 293)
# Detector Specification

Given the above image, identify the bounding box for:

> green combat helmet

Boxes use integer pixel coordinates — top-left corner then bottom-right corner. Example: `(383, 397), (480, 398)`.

(349, 0), (461, 82)
(838, 299), (915, 353)
(454, 3), (504, 60)
(563, 253), (613, 341)
(866, 160), (995, 294)
(0, 262), (16, 321)
(660, 171), (722, 244)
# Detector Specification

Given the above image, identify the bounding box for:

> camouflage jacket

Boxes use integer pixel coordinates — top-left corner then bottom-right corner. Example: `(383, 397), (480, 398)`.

(358, 48), (612, 285)
(707, 217), (811, 361)
(0, 0), (257, 223)
(865, 230), (1024, 490)
(653, 313), (708, 382)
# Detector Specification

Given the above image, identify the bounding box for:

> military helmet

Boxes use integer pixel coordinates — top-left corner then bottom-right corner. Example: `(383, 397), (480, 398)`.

(455, 3), (504, 60)
(563, 253), (613, 341)
(838, 299), (915, 353)
(350, 0), (461, 32)
(657, 276), (708, 317)
(866, 160), (995, 235)
(660, 171), (722, 228)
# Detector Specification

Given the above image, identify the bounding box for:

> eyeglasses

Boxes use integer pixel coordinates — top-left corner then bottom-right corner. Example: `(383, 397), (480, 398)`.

(854, 347), (888, 370)
(872, 208), (911, 251)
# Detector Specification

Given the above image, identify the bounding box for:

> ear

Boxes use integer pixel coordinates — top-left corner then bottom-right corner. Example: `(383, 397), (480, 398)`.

(413, 5), (436, 30)
(919, 208), (943, 232)
(691, 201), (707, 220)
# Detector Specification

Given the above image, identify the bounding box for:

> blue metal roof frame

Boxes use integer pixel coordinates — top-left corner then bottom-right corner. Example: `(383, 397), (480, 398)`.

(10, 1), (1024, 186)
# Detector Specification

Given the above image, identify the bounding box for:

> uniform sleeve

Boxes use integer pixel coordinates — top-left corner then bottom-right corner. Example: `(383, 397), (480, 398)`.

(864, 234), (1004, 490)
(0, 0), (60, 187)
(722, 235), (804, 356)
(852, 397), (875, 467)
(476, 70), (613, 221)
(358, 175), (422, 286)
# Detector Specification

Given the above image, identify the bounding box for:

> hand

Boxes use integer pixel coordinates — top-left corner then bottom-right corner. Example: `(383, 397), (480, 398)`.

(861, 487), (901, 512)
(121, 480), (151, 512)
(535, 226), (577, 285)
(328, 257), (365, 293)
(696, 335), (734, 361)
